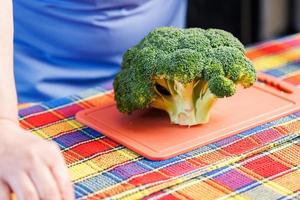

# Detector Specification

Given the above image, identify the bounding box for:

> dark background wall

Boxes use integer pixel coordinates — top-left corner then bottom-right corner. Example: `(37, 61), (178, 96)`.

(187, 0), (299, 45)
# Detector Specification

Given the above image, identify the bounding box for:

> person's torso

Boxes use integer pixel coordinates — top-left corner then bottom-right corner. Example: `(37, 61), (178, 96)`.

(14, 0), (187, 103)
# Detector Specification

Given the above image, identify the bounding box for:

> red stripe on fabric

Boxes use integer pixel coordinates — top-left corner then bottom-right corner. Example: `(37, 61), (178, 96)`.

(69, 138), (118, 158)
(246, 50), (265, 60)
(246, 37), (300, 60)
(243, 156), (289, 178)
(160, 162), (197, 177)
(187, 157), (208, 167)
(222, 137), (260, 155)
(251, 129), (282, 143)
(56, 104), (85, 118)
(62, 150), (81, 164)
(24, 112), (62, 127)
(62, 138), (119, 165)
(129, 171), (169, 185)
(19, 120), (33, 130)
(259, 43), (288, 54)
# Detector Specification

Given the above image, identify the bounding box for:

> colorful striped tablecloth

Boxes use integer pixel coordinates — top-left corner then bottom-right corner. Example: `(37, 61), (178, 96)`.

(19, 34), (300, 200)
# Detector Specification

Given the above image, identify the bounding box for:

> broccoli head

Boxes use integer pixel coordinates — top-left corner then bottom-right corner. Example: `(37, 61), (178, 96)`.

(113, 27), (256, 126)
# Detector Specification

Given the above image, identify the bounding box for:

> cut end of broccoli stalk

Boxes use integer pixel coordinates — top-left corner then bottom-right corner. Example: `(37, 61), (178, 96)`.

(150, 78), (217, 126)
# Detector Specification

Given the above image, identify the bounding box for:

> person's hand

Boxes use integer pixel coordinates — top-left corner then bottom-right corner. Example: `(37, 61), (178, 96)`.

(0, 119), (74, 200)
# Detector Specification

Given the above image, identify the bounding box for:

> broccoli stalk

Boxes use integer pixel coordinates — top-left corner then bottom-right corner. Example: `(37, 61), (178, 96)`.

(151, 78), (216, 125)
(113, 27), (256, 126)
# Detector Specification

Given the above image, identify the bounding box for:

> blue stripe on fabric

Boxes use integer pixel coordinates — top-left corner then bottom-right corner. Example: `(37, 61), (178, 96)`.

(43, 97), (74, 109)
(264, 61), (300, 78)
(82, 127), (104, 138)
(74, 183), (94, 198)
(75, 172), (120, 194)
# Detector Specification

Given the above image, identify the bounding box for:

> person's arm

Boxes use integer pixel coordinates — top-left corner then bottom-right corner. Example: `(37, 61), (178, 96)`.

(0, 0), (18, 123)
(0, 1), (74, 200)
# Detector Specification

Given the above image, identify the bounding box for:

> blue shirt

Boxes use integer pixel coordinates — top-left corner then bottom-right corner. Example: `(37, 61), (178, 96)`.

(13, 0), (187, 103)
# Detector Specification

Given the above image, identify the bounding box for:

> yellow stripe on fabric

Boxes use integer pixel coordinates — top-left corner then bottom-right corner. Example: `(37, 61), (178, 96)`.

(272, 144), (300, 166)
(90, 148), (139, 171)
(175, 180), (228, 200)
(272, 170), (300, 191)
(121, 192), (147, 200)
(39, 119), (84, 137)
(252, 48), (300, 70)
(280, 48), (300, 61)
(262, 180), (293, 196)
(253, 56), (288, 70)
(69, 160), (97, 181)
(70, 148), (139, 181)
(30, 129), (50, 139)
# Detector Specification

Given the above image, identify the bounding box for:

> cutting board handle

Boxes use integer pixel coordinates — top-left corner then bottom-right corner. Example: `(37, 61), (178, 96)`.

(257, 72), (296, 94)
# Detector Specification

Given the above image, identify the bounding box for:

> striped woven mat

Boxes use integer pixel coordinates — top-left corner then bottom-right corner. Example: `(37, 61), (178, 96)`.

(19, 34), (300, 200)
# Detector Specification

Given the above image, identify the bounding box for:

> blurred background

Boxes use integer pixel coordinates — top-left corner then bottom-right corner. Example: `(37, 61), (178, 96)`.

(187, 0), (300, 45)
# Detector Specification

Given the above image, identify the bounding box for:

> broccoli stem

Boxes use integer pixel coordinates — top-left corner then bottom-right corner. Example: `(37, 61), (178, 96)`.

(151, 78), (217, 126)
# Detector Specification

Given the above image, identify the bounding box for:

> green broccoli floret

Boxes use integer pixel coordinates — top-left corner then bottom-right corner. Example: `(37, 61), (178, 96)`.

(113, 27), (256, 126)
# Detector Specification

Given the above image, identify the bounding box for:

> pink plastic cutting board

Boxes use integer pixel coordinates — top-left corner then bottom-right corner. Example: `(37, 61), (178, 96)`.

(76, 74), (300, 160)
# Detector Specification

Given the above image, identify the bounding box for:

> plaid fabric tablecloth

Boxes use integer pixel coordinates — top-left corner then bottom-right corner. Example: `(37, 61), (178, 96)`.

(19, 34), (300, 200)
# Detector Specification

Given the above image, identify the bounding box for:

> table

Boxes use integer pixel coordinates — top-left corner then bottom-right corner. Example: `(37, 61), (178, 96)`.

(19, 34), (300, 200)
